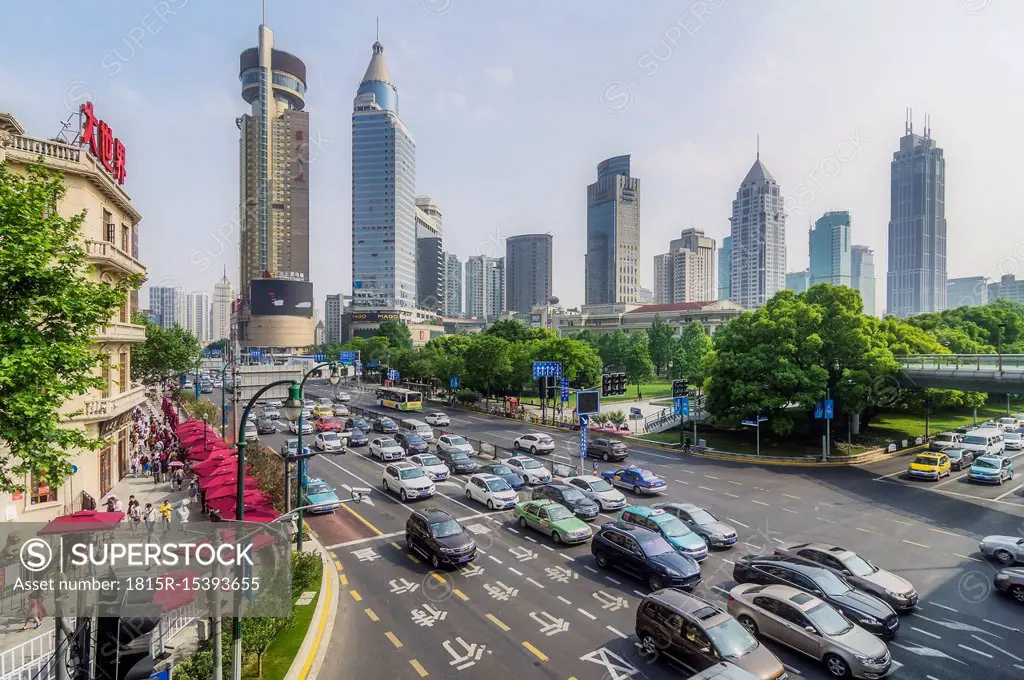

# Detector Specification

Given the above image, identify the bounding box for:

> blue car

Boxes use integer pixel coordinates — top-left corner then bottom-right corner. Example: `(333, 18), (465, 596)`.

(619, 506), (708, 561)
(303, 478), (341, 513)
(968, 455), (1015, 484)
(476, 463), (526, 490)
(600, 466), (666, 495)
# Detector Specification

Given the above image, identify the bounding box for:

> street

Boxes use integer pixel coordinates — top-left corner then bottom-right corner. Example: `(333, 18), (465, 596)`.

(212, 384), (1024, 680)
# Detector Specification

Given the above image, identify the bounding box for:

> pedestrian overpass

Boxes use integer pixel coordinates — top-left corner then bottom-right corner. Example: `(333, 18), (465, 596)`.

(897, 354), (1024, 392)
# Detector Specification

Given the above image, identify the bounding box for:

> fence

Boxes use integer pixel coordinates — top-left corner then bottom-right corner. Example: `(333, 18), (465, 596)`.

(151, 600), (197, 658)
(0, 630), (54, 680)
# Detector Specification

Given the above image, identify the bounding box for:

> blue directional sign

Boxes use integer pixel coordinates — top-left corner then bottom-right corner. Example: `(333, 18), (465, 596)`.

(450, 376), (460, 390)
(579, 415), (589, 459)
(366, 361), (380, 368)
(313, 353), (326, 363)
(339, 351), (356, 365)
(741, 416), (769, 427)
(823, 399), (834, 420)
(532, 361), (563, 379)
(674, 397), (690, 417)
(814, 402), (824, 419)
(560, 377), (569, 402)
(388, 369), (400, 382)
(249, 349), (263, 361)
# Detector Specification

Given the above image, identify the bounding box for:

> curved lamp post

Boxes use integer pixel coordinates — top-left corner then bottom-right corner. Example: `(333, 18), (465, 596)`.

(219, 355), (236, 439)
(295, 362), (340, 551)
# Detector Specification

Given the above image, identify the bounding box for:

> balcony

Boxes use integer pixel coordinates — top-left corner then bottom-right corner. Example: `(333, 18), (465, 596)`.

(69, 384), (147, 423)
(85, 239), (146, 276)
(95, 321), (146, 343)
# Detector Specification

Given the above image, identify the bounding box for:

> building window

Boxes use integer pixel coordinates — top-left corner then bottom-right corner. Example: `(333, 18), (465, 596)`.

(100, 446), (112, 495)
(121, 225), (130, 252)
(101, 356), (111, 398)
(30, 473), (56, 504)
(119, 352), (128, 393)
(104, 210), (115, 243)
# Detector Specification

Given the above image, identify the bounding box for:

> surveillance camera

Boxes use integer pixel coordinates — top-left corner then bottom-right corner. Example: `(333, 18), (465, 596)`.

(350, 487), (371, 497)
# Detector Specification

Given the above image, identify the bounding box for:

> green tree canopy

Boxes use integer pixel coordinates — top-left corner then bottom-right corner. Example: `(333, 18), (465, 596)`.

(670, 321), (715, 390)
(463, 334), (512, 405)
(646, 314), (675, 377)
(623, 331), (655, 394)
(131, 314), (203, 384)
(377, 320), (413, 350)
(596, 330), (629, 371)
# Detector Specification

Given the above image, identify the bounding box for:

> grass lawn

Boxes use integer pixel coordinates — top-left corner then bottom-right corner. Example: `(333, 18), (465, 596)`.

(518, 379), (675, 410)
(247, 589), (320, 680)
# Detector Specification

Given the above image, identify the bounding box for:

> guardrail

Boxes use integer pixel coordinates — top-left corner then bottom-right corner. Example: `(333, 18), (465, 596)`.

(899, 354), (1024, 370)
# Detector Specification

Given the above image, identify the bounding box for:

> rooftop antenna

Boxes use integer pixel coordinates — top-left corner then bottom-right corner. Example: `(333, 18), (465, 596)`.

(262, 0), (266, 25)
(909, 108), (914, 135)
(756, 134), (760, 161)
(376, 16), (379, 42)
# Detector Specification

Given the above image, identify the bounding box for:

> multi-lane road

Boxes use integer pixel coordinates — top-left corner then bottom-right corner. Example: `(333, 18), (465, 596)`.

(209, 382), (1024, 680)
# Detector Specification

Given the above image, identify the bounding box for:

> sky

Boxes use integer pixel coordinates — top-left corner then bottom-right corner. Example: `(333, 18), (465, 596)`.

(2, 0), (1021, 317)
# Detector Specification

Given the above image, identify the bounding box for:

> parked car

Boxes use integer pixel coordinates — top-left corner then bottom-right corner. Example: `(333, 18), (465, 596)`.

(303, 478), (341, 514)
(979, 535), (1024, 565)
(256, 417), (277, 435)
(600, 466), (667, 494)
(464, 473), (519, 510)
(315, 416), (343, 433)
(944, 448), (974, 471)
(369, 437), (405, 462)
(619, 505), (708, 561)
(994, 568), (1024, 603)
(514, 499), (592, 544)
(424, 411), (450, 426)
(513, 433), (555, 455)
(652, 503), (738, 549)
(727, 583), (892, 680)
(773, 542), (918, 612)
(435, 448), (477, 475)
(475, 462), (525, 490)
(636, 589), (785, 680)
(280, 439), (310, 457)
(372, 417), (399, 434)
(313, 431), (345, 453)
(591, 522), (701, 592)
(395, 432), (430, 455)
(586, 438), (630, 462)
(968, 455), (1015, 484)
(929, 431), (962, 451)
(405, 507), (476, 569)
(408, 453), (450, 482)
(566, 475), (627, 511)
(436, 434), (475, 456)
(382, 462), (435, 501)
(505, 455), (552, 485)
(532, 483), (600, 521)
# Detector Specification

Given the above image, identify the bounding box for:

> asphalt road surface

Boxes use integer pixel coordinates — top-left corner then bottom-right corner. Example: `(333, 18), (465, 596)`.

(205, 383), (1024, 680)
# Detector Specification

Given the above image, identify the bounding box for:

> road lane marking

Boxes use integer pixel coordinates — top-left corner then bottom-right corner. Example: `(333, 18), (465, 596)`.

(681, 469), (695, 474)
(983, 619), (1020, 632)
(577, 608), (597, 620)
(334, 560), (343, 571)
(556, 595), (572, 605)
(525, 536), (538, 543)
(526, 577), (545, 589)
(724, 492), (739, 498)
(929, 528), (959, 537)
(782, 493), (800, 500)
(542, 544), (554, 551)
(704, 475), (720, 480)
(325, 530), (405, 549)
(751, 500), (769, 506)
(957, 644), (993, 659)
(407, 554), (421, 564)
(727, 518), (750, 529)
(972, 634), (1022, 661)
(886, 518), (913, 525)
(453, 589), (469, 601)
(675, 480), (690, 485)
(339, 574), (348, 586)
(508, 527), (520, 534)
(339, 503), (384, 535)
(955, 553), (983, 563)
(509, 567), (524, 576)
(931, 602), (958, 613)
(409, 659), (428, 677)
(521, 641), (548, 662)
(584, 565), (598, 574)
(782, 508), (798, 514)
(488, 555), (503, 564)
(431, 573), (446, 584)
(995, 483), (1024, 501)
(727, 480), (742, 486)
(349, 590), (363, 602)
(606, 626), (628, 639)
(385, 631), (403, 649)
(604, 576), (622, 585)
(903, 539), (931, 549)
(487, 613), (511, 631)
(698, 485), (714, 492)
(856, 527), (872, 534)
(722, 559), (735, 565)
(391, 541), (402, 549)
(633, 590), (647, 597)
(912, 627), (941, 639)
(562, 554), (575, 561)
(783, 666), (802, 677)
(364, 608), (379, 622)
(711, 585), (729, 595)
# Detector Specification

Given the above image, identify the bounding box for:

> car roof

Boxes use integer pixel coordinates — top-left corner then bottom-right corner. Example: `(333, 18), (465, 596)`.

(623, 505), (664, 518)
(539, 482), (572, 491)
(509, 455), (534, 462)
(524, 499), (561, 509)
(471, 473), (500, 482)
(745, 555), (827, 576)
(654, 502), (699, 512)
(916, 452), (942, 458)
(788, 542), (856, 560)
(574, 475), (603, 483)
(416, 507), (456, 523)
(645, 590), (731, 626)
(975, 455), (1006, 464)
(599, 521), (659, 539)
(752, 584), (820, 610)
(389, 461), (416, 469)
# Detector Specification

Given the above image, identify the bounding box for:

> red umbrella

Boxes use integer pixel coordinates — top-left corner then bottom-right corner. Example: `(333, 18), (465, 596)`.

(38, 510), (125, 535)
(220, 506), (279, 523)
(203, 476), (258, 496)
(176, 420), (211, 434)
(191, 455), (234, 475)
(206, 494), (275, 516)
(187, 446), (233, 461)
(180, 432), (224, 447)
(201, 462), (251, 480)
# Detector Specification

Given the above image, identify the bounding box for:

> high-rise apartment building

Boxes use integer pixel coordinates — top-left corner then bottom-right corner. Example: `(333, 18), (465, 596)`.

(186, 292), (212, 343)
(947, 276), (990, 308)
(653, 253), (673, 304)
(718, 235), (731, 302)
(466, 255), (504, 321)
(505, 234), (553, 315)
(212, 269), (233, 341)
(887, 114), (947, 318)
(730, 153), (786, 309)
(809, 211), (852, 287)
(415, 195), (443, 312)
(585, 155), (640, 305)
(150, 286), (185, 329)
(654, 228), (716, 304)
(786, 270), (810, 293)
(443, 253), (463, 317)
(324, 294), (343, 345)
(237, 22), (314, 349)
(637, 287), (654, 304)
(851, 245), (876, 316)
(988, 274), (1024, 305)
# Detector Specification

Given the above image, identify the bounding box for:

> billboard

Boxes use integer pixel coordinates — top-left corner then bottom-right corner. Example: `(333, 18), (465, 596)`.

(249, 279), (314, 317)
(350, 311), (400, 323)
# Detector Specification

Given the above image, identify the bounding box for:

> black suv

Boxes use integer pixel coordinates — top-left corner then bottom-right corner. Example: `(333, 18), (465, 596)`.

(346, 417), (373, 433)
(396, 432), (430, 455)
(405, 507), (476, 569)
(591, 522), (701, 592)
(587, 438), (629, 462)
(435, 447), (476, 475)
(732, 554), (899, 639)
(532, 483), (600, 520)
(372, 417), (399, 434)
(346, 427), (369, 447)
(256, 417), (276, 435)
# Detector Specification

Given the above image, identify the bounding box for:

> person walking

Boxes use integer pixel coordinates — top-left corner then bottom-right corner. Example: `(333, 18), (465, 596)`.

(159, 500), (173, 531)
(21, 590), (45, 630)
(129, 454), (139, 478)
(143, 503), (156, 535)
(172, 467), (185, 491)
(187, 479), (198, 504)
(140, 454), (151, 478)
(176, 501), (190, 529)
(127, 496), (140, 533)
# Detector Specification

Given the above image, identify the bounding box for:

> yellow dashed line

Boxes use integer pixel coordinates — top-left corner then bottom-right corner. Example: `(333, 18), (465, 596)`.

(409, 660), (428, 677)
(334, 560), (343, 571)
(349, 590), (362, 602)
(486, 613), (510, 631)
(339, 573), (348, 586)
(385, 631), (403, 648)
(364, 608), (379, 622)
(391, 541), (402, 549)
(903, 539), (931, 549)
(521, 641), (548, 662)
(432, 573), (447, 584)
(407, 554), (421, 564)
(453, 589), (469, 601)
(329, 551), (338, 558)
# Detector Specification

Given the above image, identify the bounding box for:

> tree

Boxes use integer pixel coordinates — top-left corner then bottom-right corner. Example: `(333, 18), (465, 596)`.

(376, 320), (413, 350)
(463, 335), (512, 407)
(484, 319), (529, 344)
(242, 616), (289, 677)
(646, 314), (675, 377)
(623, 331), (655, 398)
(596, 330), (629, 371)
(205, 338), (228, 353)
(0, 162), (140, 492)
(670, 322), (715, 389)
(131, 314), (203, 385)
(572, 328), (600, 349)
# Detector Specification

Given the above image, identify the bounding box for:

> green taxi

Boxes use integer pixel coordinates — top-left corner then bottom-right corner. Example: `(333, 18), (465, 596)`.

(513, 499), (593, 545)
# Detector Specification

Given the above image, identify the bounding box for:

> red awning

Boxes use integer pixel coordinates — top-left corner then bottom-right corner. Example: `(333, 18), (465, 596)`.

(203, 477), (259, 497)
(37, 510), (125, 535)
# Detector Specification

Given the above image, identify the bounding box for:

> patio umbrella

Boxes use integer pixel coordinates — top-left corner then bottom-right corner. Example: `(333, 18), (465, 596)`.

(176, 420), (211, 434)
(37, 510), (125, 535)
(168, 461), (185, 468)
(187, 445), (233, 461)
(203, 475), (258, 495)
(180, 432), (224, 447)
(220, 506), (278, 523)
(202, 462), (251, 479)
(191, 455), (234, 475)
(206, 492), (274, 515)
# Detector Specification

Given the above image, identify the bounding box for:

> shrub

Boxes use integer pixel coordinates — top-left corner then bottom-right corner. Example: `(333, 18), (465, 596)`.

(291, 550), (323, 597)
(455, 389), (480, 404)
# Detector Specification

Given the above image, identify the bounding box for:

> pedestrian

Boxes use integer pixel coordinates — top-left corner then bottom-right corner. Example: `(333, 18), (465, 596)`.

(143, 503), (156, 534)
(129, 454), (139, 478)
(176, 501), (190, 528)
(188, 480), (198, 504)
(173, 467), (185, 491)
(128, 501), (141, 534)
(21, 590), (45, 630)
(141, 454), (151, 477)
(111, 496), (123, 513)
(104, 495), (117, 512)
(159, 500), (173, 531)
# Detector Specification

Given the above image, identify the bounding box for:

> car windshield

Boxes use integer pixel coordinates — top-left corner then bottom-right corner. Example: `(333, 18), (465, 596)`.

(399, 468), (425, 480)
(814, 570), (853, 596)
(1007, 433), (1021, 440)
(490, 465), (512, 475)
(642, 537), (675, 557)
(689, 508), (716, 524)
(547, 506), (573, 521)
(589, 479), (613, 492)
(658, 517), (693, 538)
(379, 438), (396, 447)
(964, 435), (988, 445)
(486, 479), (511, 492)
(405, 433), (424, 443)
(431, 413), (446, 418)
(841, 553), (877, 576)
(380, 419), (394, 426)
(934, 434), (954, 442)
(447, 436), (467, 445)
(419, 455), (442, 466)
(560, 488), (585, 502)
(354, 420), (370, 429)
(637, 470), (660, 481)
(430, 520), (462, 539)
(321, 418), (337, 424)
(974, 459), (998, 469)
(520, 459), (542, 469)
(705, 619), (759, 659)
(323, 433), (340, 441)
(308, 482), (331, 495)
(805, 602), (854, 636)
(450, 452), (470, 461)
(913, 455), (939, 465)
(539, 436), (553, 443)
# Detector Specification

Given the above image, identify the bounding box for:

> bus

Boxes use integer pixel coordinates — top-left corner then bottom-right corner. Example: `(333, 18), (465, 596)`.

(376, 387), (423, 412)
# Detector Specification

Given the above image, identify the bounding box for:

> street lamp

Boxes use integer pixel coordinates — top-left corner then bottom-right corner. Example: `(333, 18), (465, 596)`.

(295, 362), (339, 551)
(220, 355), (235, 440)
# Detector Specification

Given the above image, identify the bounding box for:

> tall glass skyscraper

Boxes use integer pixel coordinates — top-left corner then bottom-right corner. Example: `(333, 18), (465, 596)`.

(809, 211), (852, 287)
(585, 155), (640, 305)
(718, 235), (731, 301)
(351, 40), (417, 316)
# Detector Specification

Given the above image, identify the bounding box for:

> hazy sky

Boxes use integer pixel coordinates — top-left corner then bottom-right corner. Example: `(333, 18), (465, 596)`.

(2, 0), (1019, 315)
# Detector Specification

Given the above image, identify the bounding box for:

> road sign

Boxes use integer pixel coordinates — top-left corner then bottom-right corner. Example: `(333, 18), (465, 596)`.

(579, 415), (589, 458)
(249, 349), (262, 360)
(339, 351), (356, 365)
(576, 390), (600, 415)
(630, 407), (642, 418)
(824, 399), (834, 419)
(814, 402), (823, 419)
(741, 416), (767, 427)
(313, 353), (326, 363)
(560, 388), (569, 403)
(532, 361), (562, 379)
(450, 376), (460, 390)
(671, 380), (689, 398)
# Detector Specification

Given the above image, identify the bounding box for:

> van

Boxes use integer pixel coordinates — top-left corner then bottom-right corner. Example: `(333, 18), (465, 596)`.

(999, 417), (1020, 432)
(402, 419), (434, 443)
(960, 429), (1005, 458)
(930, 431), (962, 451)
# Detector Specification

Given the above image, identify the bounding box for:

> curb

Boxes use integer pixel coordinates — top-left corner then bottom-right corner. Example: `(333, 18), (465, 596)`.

(629, 437), (931, 467)
(284, 535), (338, 680)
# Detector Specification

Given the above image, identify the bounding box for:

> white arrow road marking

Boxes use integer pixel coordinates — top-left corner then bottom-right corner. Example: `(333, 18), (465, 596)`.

(956, 644), (992, 659)
(593, 590), (629, 611)
(891, 642), (967, 664)
(529, 611), (570, 636)
(912, 614), (1002, 638)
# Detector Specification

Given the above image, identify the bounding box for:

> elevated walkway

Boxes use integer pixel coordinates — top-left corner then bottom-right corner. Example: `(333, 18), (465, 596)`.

(897, 354), (1024, 392)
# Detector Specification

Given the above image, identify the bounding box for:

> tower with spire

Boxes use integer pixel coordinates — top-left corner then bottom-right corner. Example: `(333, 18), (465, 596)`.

(212, 265), (234, 342)
(728, 146), (786, 309)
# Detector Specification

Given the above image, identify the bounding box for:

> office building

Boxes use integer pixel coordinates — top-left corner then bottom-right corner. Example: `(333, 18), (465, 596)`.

(718, 235), (731, 302)
(809, 211), (852, 287)
(415, 196), (443, 312)
(505, 234), (553, 315)
(786, 270), (810, 293)
(212, 269), (233, 341)
(324, 294), (343, 345)
(585, 155), (640, 305)
(314, 320), (325, 345)
(1, 109), (146, 517)
(237, 22), (313, 350)
(654, 228), (716, 304)
(988, 274), (1024, 305)
(150, 286), (185, 329)
(947, 276), (990, 308)
(730, 152), (786, 309)
(851, 246), (877, 316)
(637, 287), (653, 304)
(443, 253), (463, 317)
(186, 291), (212, 343)
(887, 113), (947, 317)
(466, 255), (504, 321)
(653, 253), (673, 304)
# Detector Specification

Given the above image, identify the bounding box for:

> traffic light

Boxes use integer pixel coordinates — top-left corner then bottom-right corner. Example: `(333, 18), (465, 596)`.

(601, 374), (612, 397)
(95, 585), (162, 680)
(672, 379), (689, 398)
(537, 376), (548, 401)
(614, 373), (627, 395)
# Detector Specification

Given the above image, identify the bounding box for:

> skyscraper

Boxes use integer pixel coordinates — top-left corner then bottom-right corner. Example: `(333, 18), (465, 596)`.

(886, 113), (947, 318)
(809, 211), (852, 287)
(415, 195), (443, 312)
(443, 253), (463, 317)
(718, 235), (731, 302)
(730, 152), (786, 309)
(585, 155), (640, 305)
(653, 228), (717, 304)
(947, 276), (989, 308)
(149, 286), (185, 329)
(785, 270), (810, 293)
(988, 274), (1024, 304)
(851, 245), (877, 316)
(653, 253), (673, 304)
(237, 22), (313, 349)
(466, 255), (504, 321)
(324, 294), (343, 345)
(212, 268), (233, 342)
(505, 234), (553, 315)
(186, 292), (212, 343)
(351, 38), (418, 321)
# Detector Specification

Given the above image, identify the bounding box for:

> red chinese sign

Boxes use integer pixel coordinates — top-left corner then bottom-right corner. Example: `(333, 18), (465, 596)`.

(80, 102), (126, 185)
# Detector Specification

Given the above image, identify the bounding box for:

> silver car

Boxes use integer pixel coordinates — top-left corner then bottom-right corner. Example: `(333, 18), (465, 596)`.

(653, 502), (738, 549)
(994, 568), (1024, 603)
(728, 583), (892, 679)
(979, 535), (1024, 565)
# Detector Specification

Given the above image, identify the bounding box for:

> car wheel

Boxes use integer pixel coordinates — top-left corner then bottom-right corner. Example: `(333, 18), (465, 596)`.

(737, 615), (758, 637)
(1011, 585), (1024, 603)
(431, 553), (440, 569)
(995, 549), (1015, 565)
(594, 552), (609, 568)
(648, 575), (664, 591)
(487, 499), (494, 510)
(531, 446), (537, 454)
(518, 517), (528, 529)
(633, 485), (641, 494)
(400, 489), (408, 502)
(552, 532), (562, 544)
(824, 653), (851, 678)
(465, 488), (472, 499)
(639, 634), (660, 661)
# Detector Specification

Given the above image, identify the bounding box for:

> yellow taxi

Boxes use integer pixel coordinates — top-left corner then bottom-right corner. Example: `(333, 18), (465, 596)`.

(907, 452), (952, 481)
(312, 404), (334, 418)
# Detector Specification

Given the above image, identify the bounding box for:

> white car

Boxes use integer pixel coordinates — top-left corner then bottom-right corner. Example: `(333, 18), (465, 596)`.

(506, 455), (552, 485)
(408, 453), (450, 482)
(262, 407), (280, 420)
(369, 437), (406, 462)
(465, 473), (519, 510)
(980, 535), (1024, 565)
(1004, 431), (1022, 451)
(566, 475), (626, 511)
(314, 432), (345, 453)
(317, 397), (333, 406)
(288, 419), (315, 435)
(436, 434), (475, 456)
(333, 391), (352, 403)
(382, 462), (436, 501)
(333, 403), (350, 417)
(425, 412), (450, 427)
(265, 400), (282, 408)
(213, 380), (223, 388)
(243, 424), (259, 442)
(303, 399), (316, 409)
(513, 433), (556, 455)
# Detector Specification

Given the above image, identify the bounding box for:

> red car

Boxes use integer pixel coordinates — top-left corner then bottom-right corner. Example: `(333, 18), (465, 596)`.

(316, 416), (342, 433)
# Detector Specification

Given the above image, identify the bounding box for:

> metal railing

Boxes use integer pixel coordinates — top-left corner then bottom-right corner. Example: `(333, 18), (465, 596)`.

(0, 630), (53, 680)
(899, 354), (1024, 370)
(151, 600), (197, 658)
